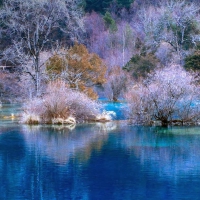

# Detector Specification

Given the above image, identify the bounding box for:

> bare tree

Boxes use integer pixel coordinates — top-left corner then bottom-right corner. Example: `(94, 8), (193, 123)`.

(137, 1), (200, 63)
(126, 65), (200, 126)
(0, 0), (83, 97)
(104, 66), (130, 101)
(84, 12), (136, 68)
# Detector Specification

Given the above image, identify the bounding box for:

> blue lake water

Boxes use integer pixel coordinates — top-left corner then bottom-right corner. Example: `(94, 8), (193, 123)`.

(100, 99), (128, 120)
(1, 105), (200, 199)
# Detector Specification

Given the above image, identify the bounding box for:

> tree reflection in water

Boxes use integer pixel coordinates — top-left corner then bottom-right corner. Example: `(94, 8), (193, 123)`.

(22, 122), (118, 165)
(122, 126), (200, 178)
(0, 122), (118, 199)
(1, 124), (200, 199)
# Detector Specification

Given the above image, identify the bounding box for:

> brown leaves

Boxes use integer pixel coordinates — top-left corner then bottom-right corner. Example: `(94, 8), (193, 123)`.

(46, 43), (107, 99)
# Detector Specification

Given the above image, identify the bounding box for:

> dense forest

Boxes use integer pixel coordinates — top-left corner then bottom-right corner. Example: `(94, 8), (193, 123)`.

(1, 0), (200, 125)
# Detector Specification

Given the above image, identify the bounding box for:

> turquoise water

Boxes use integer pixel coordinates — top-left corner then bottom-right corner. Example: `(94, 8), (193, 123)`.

(101, 100), (128, 120)
(1, 104), (200, 199)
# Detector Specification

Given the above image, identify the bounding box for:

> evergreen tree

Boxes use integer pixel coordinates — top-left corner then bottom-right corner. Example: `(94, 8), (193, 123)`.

(117, 0), (134, 9)
(84, 0), (134, 13)
(184, 51), (200, 71)
(85, 0), (112, 13)
(103, 12), (117, 32)
(123, 53), (158, 80)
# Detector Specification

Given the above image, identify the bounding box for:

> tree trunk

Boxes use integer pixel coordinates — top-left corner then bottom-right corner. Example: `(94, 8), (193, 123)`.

(113, 96), (118, 102)
(161, 119), (169, 127)
(36, 70), (40, 97)
(35, 56), (40, 97)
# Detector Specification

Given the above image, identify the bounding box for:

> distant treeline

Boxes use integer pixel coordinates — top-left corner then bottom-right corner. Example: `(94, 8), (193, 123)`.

(83, 0), (200, 13)
(83, 0), (134, 13)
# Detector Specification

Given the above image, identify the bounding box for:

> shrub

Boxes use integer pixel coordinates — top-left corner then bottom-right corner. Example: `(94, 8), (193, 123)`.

(126, 65), (200, 126)
(22, 113), (40, 124)
(22, 81), (102, 124)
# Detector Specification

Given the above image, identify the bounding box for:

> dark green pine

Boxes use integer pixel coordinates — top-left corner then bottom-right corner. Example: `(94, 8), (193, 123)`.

(117, 0), (134, 9)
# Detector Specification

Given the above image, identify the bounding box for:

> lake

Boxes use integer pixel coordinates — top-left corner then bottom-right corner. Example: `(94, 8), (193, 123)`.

(1, 104), (200, 199)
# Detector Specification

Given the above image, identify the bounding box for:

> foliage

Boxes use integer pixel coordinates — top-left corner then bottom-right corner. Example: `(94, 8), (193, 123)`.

(126, 65), (200, 126)
(2, 0), (200, 105)
(184, 51), (200, 71)
(84, 0), (112, 13)
(84, 13), (136, 68)
(138, 1), (200, 62)
(22, 81), (101, 124)
(84, 0), (134, 13)
(0, 0), (83, 96)
(117, 0), (133, 9)
(123, 53), (159, 80)
(46, 43), (107, 99)
(103, 12), (117, 32)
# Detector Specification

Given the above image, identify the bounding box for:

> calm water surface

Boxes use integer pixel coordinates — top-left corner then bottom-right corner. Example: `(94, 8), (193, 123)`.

(1, 105), (200, 199)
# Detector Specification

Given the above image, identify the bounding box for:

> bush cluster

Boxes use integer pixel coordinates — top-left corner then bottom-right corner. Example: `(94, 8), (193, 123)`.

(22, 81), (101, 124)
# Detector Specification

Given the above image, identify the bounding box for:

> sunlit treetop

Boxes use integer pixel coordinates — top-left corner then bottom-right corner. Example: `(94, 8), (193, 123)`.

(46, 43), (107, 99)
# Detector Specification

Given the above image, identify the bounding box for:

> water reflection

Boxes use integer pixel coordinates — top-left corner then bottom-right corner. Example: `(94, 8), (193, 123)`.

(1, 124), (200, 199)
(22, 123), (112, 165)
(122, 126), (200, 178)
(0, 127), (26, 200)
(0, 123), (118, 200)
